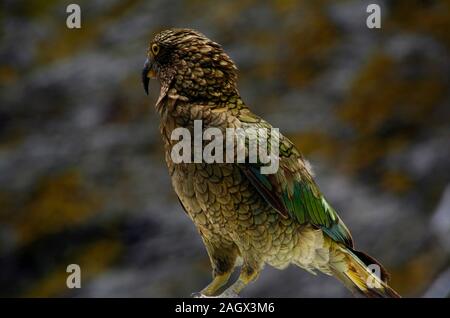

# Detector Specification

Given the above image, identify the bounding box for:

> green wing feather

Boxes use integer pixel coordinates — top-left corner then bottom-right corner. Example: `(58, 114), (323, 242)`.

(238, 113), (353, 247)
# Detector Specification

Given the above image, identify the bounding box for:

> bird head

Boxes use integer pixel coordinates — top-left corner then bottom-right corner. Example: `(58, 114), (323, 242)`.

(142, 28), (238, 103)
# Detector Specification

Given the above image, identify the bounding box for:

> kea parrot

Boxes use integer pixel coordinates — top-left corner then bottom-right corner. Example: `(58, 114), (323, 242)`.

(142, 28), (400, 298)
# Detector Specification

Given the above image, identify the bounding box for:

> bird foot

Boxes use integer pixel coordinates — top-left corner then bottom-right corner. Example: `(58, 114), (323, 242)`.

(217, 290), (239, 298)
(191, 291), (239, 298)
(191, 292), (210, 298)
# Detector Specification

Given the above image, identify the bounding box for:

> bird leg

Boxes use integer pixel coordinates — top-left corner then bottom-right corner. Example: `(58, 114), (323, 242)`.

(216, 264), (260, 298)
(195, 271), (233, 297)
(192, 242), (238, 297)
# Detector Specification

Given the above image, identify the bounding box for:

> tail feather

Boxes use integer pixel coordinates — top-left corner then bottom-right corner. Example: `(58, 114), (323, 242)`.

(330, 244), (400, 298)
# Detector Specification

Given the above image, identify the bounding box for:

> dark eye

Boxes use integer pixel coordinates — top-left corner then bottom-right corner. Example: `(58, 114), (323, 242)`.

(151, 43), (160, 56)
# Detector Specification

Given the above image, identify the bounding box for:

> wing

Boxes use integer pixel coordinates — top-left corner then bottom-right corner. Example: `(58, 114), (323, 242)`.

(237, 112), (354, 247)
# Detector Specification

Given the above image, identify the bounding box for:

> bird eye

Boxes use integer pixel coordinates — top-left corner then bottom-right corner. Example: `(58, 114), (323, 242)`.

(151, 43), (160, 56)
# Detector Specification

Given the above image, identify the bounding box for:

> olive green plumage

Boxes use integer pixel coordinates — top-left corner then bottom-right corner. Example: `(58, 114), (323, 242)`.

(142, 28), (400, 298)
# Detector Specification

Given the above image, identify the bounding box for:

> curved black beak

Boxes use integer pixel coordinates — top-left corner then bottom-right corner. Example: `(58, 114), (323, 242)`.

(142, 58), (151, 95)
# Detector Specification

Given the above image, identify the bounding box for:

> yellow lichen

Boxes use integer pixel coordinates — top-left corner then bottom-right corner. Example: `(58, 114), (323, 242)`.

(337, 52), (445, 175)
(389, 247), (445, 296)
(0, 65), (19, 85)
(15, 170), (103, 244)
(24, 239), (122, 297)
(287, 131), (340, 158)
(388, 0), (450, 49)
(281, 4), (339, 87)
(380, 171), (414, 194)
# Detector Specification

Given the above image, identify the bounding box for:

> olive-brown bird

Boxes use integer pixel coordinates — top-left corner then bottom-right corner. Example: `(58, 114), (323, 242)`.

(142, 28), (400, 298)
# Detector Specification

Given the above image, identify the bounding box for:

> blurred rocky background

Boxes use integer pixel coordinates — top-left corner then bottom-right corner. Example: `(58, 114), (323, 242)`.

(0, 0), (449, 297)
